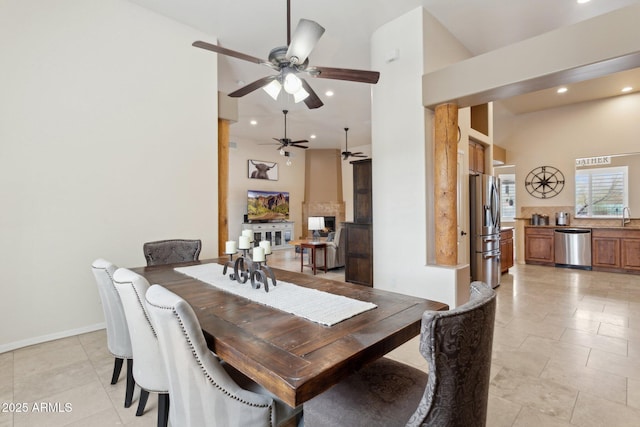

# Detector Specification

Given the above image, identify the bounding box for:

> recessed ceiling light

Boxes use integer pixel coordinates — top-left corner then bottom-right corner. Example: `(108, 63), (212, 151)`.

(250, 120), (257, 126)
(577, 0), (591, 4)
(310, 134), (317, 139)
(237, 80), (246, 86)
(325, 90), (334, 97)
(557, 87), (568, 94)
(622, 86), (633, 93)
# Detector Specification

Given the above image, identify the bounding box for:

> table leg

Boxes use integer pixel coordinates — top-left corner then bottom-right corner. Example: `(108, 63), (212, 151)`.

(311, 246), (317, 275)
(300, 247), (304, 272)
(322, 246), (327, 274)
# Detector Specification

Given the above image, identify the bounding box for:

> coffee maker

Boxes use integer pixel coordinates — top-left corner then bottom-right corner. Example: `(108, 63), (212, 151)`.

(556, 212), (570, 226)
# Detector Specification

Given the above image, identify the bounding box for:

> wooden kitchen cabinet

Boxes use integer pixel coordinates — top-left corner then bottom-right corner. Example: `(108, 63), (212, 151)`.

(622, 238), (640, 270)
(500, 228), (514, 273)
(469, 141), (485, 174)
(592, 228), (640, 273)
(592, 230), (620, 269)
(524, 227), (555, 265)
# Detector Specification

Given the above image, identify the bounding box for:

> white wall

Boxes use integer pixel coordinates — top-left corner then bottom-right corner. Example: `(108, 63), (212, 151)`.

(371, 8), (472, 309)
(494, 93), (640, 210)
(0, 0), (218, 351)
(228, 140), (306, 241)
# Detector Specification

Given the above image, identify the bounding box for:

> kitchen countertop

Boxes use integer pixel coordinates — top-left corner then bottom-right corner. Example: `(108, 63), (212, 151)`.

(524, 224), (640, 230)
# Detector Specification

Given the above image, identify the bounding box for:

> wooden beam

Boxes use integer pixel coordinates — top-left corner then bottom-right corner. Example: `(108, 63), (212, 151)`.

(218, 119), (230, 255)
(434, 103), (458, 266)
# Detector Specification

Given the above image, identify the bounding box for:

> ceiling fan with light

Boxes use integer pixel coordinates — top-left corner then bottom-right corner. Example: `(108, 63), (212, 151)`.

(341, 127), (367, 160)
(192, 0), (380, 109)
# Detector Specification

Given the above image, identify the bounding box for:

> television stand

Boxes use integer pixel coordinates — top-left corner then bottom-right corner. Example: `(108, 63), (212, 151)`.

(242, 222), (294, 250)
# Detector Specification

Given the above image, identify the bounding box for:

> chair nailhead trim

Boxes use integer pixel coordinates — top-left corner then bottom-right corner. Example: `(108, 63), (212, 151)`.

(147, 299), (274, 425)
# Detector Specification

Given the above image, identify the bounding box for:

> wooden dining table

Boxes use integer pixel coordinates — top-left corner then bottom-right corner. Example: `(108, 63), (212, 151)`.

(132, 258), (448, 408)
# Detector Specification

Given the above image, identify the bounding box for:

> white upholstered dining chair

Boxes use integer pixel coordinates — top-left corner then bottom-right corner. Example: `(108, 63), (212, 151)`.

(113, 268), (170, 427)
(91, 259), (135, 408)
(145, 284), (302, 427)
(303, 281), (496, 427)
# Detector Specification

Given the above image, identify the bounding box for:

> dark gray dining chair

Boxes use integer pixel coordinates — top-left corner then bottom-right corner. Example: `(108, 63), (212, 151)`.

(303, 281), (496, 427)
(143, 239), (202, 266)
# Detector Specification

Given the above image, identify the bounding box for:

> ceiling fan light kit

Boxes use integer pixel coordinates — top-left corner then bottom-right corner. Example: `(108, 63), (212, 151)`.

(284, 73), (303, 93)
(192, 0), (380, 110)
(263, 79), (282, 100)
(261, 73), (310, 103)
(292, 87), (309, 103)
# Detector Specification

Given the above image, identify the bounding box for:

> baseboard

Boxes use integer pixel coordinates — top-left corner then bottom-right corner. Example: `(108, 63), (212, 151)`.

(0, 322), (106, 353)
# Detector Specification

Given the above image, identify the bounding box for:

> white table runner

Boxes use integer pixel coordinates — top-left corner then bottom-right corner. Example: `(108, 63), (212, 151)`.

(174, 263), (377, 326)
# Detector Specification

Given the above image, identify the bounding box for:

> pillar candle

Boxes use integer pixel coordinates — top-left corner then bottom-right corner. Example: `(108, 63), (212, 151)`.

(253, 247), (265, 262)
(242, 229), (254, 242)
(238, 235), (250, 249)
(259, 240), (272, 255)
(225, 241), (237, 254)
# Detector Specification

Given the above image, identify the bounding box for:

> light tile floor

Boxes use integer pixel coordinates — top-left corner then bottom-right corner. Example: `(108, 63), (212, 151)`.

(2, 250), (640, 426)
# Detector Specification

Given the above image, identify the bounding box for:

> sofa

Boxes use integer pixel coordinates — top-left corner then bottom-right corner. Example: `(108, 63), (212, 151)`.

(317, 227), (345, 270)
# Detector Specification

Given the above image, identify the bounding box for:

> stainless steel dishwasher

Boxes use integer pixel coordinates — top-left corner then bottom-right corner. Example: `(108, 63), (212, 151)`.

(554, 228), (592, 269)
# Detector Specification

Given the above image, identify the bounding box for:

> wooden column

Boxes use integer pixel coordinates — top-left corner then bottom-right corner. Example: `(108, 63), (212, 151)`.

(218, 119), (230, 255)
(434, 103), (458, 266)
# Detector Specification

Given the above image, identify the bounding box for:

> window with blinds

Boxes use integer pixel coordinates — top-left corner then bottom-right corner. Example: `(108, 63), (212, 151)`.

(499, 174), (516, 221)
(575, 166), (628, 217)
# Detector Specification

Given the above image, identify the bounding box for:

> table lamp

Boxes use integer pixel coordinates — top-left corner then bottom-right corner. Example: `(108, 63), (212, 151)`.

(308, 217), (325, 242)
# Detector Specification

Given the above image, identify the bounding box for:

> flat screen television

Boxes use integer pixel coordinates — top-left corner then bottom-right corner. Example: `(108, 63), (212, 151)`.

(247, 190), (290, 222)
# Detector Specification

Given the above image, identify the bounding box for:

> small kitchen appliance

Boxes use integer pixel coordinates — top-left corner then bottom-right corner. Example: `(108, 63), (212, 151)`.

(556, 212), (570, 226)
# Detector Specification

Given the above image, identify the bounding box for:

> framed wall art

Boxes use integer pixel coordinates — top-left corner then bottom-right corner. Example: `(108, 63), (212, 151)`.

(248, 159), (278, 181)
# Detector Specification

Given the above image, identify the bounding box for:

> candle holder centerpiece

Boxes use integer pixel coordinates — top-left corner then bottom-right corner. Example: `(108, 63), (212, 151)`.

(230, 232), (276, 292)
(232, 246), (277, 292)
(222, 240), (238, 278)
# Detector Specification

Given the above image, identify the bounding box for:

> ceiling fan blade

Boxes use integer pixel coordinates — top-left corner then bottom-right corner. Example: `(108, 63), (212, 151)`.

(286, 19), (325, 65)
(311, 66), (380, 84)
(228, 75), (278, 97)
(300, 79), (323, 109)
(192, 41), (267, 65)
(290, 140), (309, 144)
(290, 145), (308, 149)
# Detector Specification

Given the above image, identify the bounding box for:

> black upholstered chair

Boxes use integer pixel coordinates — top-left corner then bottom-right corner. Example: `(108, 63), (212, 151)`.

(304, 281), (496, 427)
(143, 239), (202, 266)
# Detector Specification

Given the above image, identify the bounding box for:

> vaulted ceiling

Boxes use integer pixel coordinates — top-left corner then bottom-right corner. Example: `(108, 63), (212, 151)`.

(129, 0), (640, 149)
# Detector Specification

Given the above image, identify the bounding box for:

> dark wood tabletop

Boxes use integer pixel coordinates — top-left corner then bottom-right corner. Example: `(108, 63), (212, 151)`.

(132, 258), (448, 407)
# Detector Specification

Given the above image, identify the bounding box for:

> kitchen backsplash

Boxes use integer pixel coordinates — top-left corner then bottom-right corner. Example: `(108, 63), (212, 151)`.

(519, 206), (638, 227)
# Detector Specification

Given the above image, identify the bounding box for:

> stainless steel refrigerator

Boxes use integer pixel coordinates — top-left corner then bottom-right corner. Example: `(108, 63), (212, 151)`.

(469, 174), (501, 288)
